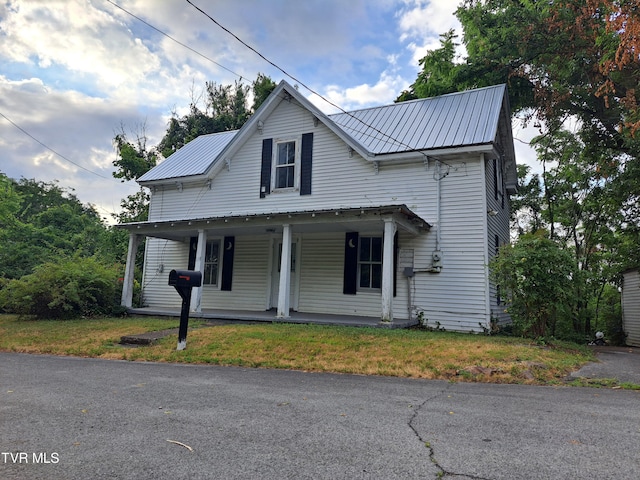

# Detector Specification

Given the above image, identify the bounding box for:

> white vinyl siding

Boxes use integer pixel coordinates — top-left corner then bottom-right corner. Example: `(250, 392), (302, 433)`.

(141, 237), (190, 308)
(485, 154), (511, 326)
(622, 269), (640, 347)
(200, 236), (270, 311)
(297, 233), (384, 318)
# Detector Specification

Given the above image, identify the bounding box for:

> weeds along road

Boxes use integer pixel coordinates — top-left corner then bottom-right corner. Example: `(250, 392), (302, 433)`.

(1, 352), (638, 479)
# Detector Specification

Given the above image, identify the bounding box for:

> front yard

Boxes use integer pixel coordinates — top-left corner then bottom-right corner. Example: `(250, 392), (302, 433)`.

(0, 314), (602, 386)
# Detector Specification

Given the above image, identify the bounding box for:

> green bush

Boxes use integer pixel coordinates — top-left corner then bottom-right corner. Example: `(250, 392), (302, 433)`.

(490, 233), (576, 339)
(0, 256), (122, 319)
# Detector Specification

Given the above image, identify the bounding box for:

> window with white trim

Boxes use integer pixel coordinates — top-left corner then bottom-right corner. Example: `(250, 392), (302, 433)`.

(204, 240), (220, 285)
(358, 236), (382, 289)
(273, 139), (299, 190)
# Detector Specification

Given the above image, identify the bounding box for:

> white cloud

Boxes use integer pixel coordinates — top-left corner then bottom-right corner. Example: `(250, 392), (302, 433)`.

(396, 0), (464, 68)
(2, 1), (160, 94)
(316, 72), (410, 113)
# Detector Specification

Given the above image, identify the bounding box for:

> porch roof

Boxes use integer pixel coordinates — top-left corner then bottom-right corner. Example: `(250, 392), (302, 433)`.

(116, 204), (431, 241)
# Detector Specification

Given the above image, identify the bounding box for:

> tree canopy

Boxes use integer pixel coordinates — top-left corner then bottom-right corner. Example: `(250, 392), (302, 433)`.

(0, 174), (120, 280)
(112, 74), (276, 225)
(156, 74), (276, 159)
(401, 1), (640, 156)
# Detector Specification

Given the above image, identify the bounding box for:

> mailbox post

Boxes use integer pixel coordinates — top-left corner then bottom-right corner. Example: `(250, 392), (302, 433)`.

(168, 269), (202, 351)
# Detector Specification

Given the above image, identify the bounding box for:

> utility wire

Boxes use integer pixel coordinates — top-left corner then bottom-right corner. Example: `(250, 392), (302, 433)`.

(185, 0), (455, 168)
(110, 0), (454, 168)
(185, 0), (362, 120)
(0, 110), (113, 180)
(105, 0), (243, 80)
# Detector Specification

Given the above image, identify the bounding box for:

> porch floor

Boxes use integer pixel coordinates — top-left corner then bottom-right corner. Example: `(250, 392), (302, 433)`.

(127, 307), (419, 329)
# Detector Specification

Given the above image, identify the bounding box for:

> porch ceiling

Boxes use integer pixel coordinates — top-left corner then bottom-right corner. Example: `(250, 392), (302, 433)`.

(117, 204), (431, 242)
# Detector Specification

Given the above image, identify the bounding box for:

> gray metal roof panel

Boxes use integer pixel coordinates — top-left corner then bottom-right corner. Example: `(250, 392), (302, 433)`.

(328, 84), (506, 155)
(138, 84), (508, 183)
(138, 130), (238, 182)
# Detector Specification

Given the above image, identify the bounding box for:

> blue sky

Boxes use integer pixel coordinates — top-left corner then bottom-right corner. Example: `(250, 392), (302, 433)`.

(0, 0), (536, 222)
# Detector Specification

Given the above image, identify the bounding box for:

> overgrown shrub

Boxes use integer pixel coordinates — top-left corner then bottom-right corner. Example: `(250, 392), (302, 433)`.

(490, 233), (576, 339)
(0, 256), (122, 319)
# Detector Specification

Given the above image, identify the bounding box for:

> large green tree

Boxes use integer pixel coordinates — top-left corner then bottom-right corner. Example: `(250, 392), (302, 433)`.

(0, 174), (115, 280)
(491, 232), (576, 338)
(157, 74), (276, 159)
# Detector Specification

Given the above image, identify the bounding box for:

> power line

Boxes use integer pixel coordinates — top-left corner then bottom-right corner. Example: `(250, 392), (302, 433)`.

(105, 0), (244, 80)
(0, 110), (112, 180)
(110, 0), (450, 167)
(186, 0), (344, 114)
(185, 0), (454, 168)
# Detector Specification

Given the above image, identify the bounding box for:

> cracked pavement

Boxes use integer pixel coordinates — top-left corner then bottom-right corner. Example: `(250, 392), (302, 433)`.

(1, 352), (638, 479)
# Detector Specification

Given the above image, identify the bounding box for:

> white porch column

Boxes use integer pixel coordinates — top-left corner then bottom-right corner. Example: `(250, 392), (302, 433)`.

(121, 233), (141, 308)
(191, 229), (207, 313)
(277, 224), (292, 318)
(381, 218), (397, 322)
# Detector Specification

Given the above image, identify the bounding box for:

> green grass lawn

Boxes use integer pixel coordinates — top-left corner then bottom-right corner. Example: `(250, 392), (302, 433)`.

(0, 314), (604, 386)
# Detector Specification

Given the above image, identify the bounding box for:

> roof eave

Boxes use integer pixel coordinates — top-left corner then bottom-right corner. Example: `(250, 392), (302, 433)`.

(368, 143), (496, 162)
(138, 172), (210, 188)
(116, 204), (431, 240)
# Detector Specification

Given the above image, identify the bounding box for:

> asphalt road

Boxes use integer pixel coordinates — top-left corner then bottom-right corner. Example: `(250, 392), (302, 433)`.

(1, 352), (638, 480)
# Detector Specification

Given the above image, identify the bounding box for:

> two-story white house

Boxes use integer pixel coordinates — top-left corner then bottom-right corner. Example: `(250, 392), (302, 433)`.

(118, 80), (517, 332)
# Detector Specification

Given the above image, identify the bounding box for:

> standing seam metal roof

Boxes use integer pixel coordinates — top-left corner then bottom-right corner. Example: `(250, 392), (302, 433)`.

(138, 130), (238, 182)
(138, 84), (507, 183)
(328, 84), (506, 154)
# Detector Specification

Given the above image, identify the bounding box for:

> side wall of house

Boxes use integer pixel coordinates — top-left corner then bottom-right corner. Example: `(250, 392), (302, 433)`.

(407, 156), (491, 331)
(622, 269), (640, 347)
(485, 155), (512, 326)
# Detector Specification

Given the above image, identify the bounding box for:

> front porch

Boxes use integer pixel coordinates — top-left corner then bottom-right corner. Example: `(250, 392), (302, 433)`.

(127, 307), (419, 329)
(119, 204), (431, 325)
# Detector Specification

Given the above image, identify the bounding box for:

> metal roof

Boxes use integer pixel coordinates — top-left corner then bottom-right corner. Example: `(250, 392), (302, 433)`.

(138, 84), (508, 183)
(138, 130), (238, 182)
(328, 84), (506, 155)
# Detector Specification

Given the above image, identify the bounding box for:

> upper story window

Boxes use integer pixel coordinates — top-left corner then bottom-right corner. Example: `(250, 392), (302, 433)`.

(359, 236), (382, 289)
(260, 133), (313, 197)
(273, 139), (299, 190)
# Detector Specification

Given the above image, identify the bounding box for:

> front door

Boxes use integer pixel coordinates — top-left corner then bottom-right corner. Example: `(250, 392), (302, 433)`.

(270, 240), (299, 311)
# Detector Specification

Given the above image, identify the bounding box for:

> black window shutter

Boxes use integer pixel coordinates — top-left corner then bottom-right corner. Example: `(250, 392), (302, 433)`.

(188, 237), (198, 270)
(393, 232), (398, 297)
(343, 232), (359, 295)
(221, 236), (235, 291)
(260, 138), (273, 198)
(300, 132), (313, 195)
